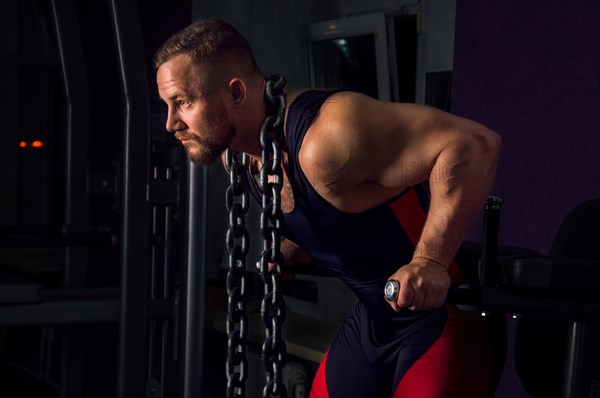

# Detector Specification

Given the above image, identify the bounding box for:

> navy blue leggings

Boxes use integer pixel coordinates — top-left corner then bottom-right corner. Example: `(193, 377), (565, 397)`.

(310, 305), (494, 398)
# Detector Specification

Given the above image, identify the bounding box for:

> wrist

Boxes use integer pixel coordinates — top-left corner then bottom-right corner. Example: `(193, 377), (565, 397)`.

(411, 255), (449, 270)
(413, 242), (454, 269)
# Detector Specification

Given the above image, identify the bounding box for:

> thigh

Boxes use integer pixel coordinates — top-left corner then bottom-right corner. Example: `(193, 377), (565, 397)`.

(310, 310), (391, 398)
(392, 306), (494, 398)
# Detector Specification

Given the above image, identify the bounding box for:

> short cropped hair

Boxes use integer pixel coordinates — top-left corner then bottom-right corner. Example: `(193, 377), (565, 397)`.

(153, 19), (260, 75)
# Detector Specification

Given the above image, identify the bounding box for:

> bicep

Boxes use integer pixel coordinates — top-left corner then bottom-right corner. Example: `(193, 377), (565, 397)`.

(320, 95), (445, 189)
(301, 93), (432, 191)
(301, 92), (490, 193)
(344, 97), (484, 189)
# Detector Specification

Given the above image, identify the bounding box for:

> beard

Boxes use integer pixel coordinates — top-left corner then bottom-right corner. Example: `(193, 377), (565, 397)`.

(179, 106), (236, 166)
(185, 127), (234, 166)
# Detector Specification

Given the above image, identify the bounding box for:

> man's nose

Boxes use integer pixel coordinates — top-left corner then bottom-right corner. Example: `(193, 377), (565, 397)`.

(165, 111), (184, 134)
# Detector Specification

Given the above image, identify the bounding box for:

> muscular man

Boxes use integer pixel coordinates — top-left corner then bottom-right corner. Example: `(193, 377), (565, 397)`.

(155, 19), (501, 398)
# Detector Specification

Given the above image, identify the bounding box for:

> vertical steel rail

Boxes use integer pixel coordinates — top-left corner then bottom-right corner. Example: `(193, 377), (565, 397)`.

(109, 1), (151, 396)
(562, 321), (590, 398)
(148, 166), (160, 388)
(50, 1), (90, 397)
(161, 166), (173, 397)
(182, 162), (206, 398)
(51, 0), (90, 287)
(480, 196), (503, 286)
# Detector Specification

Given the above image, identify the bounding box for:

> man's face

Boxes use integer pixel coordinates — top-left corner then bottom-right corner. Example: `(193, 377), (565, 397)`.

(157, 54), (235, 165)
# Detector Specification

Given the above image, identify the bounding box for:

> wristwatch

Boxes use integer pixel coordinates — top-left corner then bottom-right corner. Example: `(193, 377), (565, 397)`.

(384, 279), (399, 302)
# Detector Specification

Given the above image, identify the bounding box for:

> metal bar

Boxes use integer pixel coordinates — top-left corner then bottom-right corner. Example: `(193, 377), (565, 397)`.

(562, 321), (590, 398)
(0, 234), (114, 248)
(161, 167), (173, 398)
(163, 168), (173, 300)
(50, 0), (91, 288)
(50, 2), (90, 397)
(148, 166), (159, 385)
(109, 0), (151, 396)
(471, 287), (600, 321)
(50, 0), (89, 226)
(480, 196), (503, 286)
(0, 300), (120, 325)
(182, 162), (206, 398)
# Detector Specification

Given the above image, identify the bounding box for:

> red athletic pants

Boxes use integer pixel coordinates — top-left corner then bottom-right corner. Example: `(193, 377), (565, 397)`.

(310, 306), (493, 398)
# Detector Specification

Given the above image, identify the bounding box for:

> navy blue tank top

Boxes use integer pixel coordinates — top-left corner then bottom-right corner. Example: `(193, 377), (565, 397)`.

(248, 90), (471, 319)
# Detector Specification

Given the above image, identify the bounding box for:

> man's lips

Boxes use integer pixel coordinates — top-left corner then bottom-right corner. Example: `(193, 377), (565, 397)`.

(175, 134), (194, 143)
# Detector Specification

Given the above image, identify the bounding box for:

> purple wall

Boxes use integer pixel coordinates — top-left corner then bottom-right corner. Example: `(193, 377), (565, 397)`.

(453, 0), (600, 254)
(452, 2), (600, 397)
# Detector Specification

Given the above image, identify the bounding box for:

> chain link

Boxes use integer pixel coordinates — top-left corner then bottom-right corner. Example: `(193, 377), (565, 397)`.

(225, 74), (287, 398)
(225, 150), (250, 398)
(258, 74), (288, 398)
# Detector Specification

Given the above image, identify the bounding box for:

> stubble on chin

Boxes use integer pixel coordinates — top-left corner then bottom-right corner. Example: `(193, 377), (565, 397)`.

(183, 140), (222, 166)
(185, 129), (235, 166)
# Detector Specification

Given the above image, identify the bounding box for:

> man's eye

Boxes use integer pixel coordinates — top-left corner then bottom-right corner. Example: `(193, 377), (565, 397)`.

(179, 100), (189, 107)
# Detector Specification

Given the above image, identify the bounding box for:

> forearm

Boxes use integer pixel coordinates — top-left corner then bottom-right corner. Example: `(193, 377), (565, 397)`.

(413, 128), (501, 268)
(268, 237), (310, 280)
(280, 237), (310, 266)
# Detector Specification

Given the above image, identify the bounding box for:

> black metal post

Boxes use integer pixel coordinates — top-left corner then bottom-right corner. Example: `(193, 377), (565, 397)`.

(50, 1), (90, 397)
(480, 196), (503, 286)
(109, 0), (151, 396)
(562, 321), (591, 398)
(50, 0), (90, 287)
(181, 162), (206, 398)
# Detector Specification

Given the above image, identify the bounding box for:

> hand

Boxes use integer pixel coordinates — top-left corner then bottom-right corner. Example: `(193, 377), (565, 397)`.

(386, 257), (450, 311)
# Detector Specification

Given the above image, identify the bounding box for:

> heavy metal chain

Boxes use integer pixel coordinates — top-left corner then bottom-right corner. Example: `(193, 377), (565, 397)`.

(225, 150), (250, 398)
(226, 74), (287, 398)
(258, 74), (288, 398)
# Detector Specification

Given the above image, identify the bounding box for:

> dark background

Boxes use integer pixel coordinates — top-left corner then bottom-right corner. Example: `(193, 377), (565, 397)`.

(1, 1), (599, 397)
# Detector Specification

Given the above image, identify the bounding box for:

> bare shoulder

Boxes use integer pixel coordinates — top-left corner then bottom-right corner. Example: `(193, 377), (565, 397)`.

(299, 91), (389, 166)
(317, 91), (380, 124)
(297, 92), (382, 199)
(310, 91), (495, 160)
(297, 92), (357, 166)
(294, 90), (500, 211)
(296, 91), (444, 195)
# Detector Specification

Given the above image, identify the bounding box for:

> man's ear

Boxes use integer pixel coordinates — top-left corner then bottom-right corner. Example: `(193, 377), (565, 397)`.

(228, 78), (247, 106)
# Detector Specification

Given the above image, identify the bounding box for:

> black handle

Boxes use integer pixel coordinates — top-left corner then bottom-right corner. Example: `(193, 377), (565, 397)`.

(384, 280), (482, 308)
(480, 196), (503, 286)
